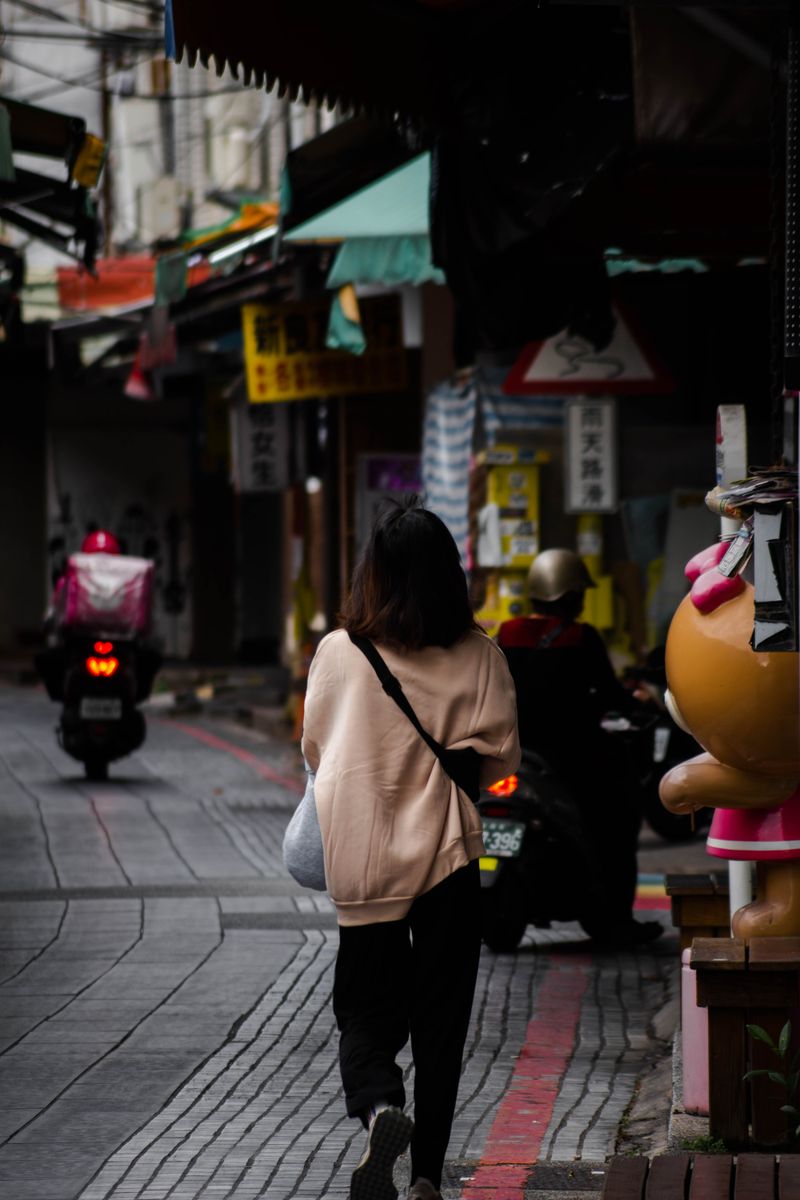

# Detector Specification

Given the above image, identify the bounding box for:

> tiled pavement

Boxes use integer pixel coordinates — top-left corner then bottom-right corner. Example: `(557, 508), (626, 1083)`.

(0, 685), (679, 1200)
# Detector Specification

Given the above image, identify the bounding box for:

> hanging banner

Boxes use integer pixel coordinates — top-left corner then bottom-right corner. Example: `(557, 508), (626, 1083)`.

(564, 398), (618, 514)
(230, 397), (289, 492)
(242, 295), (406, 402)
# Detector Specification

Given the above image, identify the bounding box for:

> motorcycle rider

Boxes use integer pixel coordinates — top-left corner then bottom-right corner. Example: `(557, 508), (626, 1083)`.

(38, 528), (160, 708)
(81, 529), (120, 553)
(48, 529), (122, 624)
(496, 548), (662, 949)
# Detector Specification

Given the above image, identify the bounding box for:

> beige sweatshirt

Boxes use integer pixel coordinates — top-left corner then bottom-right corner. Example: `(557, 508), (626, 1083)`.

(301, 628), (520, 926)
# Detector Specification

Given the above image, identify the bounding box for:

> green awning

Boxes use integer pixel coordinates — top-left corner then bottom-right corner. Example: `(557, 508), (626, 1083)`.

(283, 151), (444, 290)
(327, 236), (444, 288)
(283, 153), (431, 243)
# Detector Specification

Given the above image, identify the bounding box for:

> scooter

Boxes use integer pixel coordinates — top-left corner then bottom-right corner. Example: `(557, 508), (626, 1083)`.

(477, 750), (604, 953)
(476, 708), (706, 952)
(36, 635), (160, 780)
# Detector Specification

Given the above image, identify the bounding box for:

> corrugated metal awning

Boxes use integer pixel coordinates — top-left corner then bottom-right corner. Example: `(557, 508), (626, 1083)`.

(0, 94), (102, 270)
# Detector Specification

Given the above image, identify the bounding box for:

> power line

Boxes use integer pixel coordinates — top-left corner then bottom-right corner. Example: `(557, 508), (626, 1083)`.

(1, 0), (160, 44)
(0, 47), (253, 101)
(89, 0), (163, 14)
(0, 28), (162, 47)
(0, 45), (134, 99)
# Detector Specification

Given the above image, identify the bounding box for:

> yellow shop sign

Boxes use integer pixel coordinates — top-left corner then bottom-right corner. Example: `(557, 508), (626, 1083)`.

(242, 296), (406, 403)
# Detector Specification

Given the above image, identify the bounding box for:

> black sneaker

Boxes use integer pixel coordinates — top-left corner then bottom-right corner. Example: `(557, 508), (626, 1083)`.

(350, 1106), (414, 1200)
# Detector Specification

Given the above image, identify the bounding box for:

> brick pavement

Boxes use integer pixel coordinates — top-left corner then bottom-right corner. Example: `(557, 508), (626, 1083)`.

(0, 685), (678, 1200)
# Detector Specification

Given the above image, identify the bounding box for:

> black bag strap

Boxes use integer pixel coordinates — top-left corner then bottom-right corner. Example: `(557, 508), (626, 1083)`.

(536, 619), (571, 650)
(348, 632), (480, 802)
(348, 632), (444, 759)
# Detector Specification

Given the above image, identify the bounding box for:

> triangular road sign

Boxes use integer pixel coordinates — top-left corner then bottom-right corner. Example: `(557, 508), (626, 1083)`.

(503, 307), (674, 395)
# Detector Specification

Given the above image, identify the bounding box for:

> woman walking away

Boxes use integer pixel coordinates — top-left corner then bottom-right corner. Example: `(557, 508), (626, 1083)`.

(302, 498), (520, 1200)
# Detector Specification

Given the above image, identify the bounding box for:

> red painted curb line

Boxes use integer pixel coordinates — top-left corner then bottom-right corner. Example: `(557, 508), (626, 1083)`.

(634, 896), (670, 911)
(164, 719), (304, 794)
(461, 955), (592, 1198)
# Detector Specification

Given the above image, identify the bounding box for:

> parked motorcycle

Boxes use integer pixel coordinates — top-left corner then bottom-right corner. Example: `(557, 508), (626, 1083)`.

(36, 635), (160, 780)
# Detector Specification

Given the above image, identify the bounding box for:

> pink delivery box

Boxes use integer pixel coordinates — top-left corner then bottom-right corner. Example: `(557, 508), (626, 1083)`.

(58, 553), (154, 634)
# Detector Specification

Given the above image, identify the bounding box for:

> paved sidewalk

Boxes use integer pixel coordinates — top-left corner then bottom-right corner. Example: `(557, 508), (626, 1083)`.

(0, 684), (683, 1200)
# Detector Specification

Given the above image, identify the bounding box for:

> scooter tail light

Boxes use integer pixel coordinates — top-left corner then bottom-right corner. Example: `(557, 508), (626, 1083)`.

(93, 640), (114, 655)
(86, 656), (119, 678)
(488, 774), (519, 798)
(483, 804), (513, 818)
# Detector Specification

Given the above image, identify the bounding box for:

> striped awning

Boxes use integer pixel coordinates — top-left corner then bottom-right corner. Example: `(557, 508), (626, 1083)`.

(167, 0), (791, 127)
(167, 0), (444, 122)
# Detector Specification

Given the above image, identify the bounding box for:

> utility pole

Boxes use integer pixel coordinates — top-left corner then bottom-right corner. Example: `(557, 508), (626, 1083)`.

(155, 59), (176, 178)
(100, 48), (113, 257)
(283, 95), (292, 159)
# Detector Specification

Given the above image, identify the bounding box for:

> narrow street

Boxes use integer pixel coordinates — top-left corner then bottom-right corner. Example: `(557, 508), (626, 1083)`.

(0, 683), (688, 1200)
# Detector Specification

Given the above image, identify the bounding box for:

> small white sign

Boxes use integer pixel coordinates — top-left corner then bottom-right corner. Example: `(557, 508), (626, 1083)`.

(715, 404), (748, 488)
(231, 398), (289, 493)
(565, 398), (618, 514)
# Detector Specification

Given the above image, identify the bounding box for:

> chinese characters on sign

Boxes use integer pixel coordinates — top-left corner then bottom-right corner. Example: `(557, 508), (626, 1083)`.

(242, 296), (407, 402)
(565, 398), (618, 514)
(230, 397), (289, 493)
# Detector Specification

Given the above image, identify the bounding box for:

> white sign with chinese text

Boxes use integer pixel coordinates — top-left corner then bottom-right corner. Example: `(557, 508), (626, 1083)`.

(230, 398), (289, 493)
(564, 398), (618, 514)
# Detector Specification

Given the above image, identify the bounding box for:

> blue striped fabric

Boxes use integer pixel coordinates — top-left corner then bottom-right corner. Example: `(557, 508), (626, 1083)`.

(422, 380), (478, 563)
(422, 372), (565, 563)
(478, 366), (564, 443)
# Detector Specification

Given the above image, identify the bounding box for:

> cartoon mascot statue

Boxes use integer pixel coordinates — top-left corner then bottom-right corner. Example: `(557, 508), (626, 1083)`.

(660, 539), (800, 940)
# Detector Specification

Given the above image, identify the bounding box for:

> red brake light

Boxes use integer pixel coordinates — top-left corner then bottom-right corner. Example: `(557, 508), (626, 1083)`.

(488, 775), (519, 798)
(94, 641), (114, 654)
(86, 657), (119, 677)
(482, 804), (512, 818)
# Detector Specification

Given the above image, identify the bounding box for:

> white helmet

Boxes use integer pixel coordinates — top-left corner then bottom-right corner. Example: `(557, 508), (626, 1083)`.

(527, 549), (596, 602)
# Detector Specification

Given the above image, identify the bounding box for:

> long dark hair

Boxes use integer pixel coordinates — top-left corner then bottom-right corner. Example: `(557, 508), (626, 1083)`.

(342, 496), (479, 650)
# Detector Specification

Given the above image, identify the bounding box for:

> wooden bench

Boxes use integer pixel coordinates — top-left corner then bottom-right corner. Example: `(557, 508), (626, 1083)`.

(691, 936), (800, 1147)
(602, 1154), (800, 1198)
(665, 872), (731, 951)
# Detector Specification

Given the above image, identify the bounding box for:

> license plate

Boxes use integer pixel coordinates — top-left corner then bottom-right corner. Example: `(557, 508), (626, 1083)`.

(80, 697), (122, 720)
(482, 818), (525, 858)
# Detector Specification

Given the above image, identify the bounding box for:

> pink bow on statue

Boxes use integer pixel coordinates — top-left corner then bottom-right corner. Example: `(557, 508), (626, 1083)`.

(685, 542), (745, 614)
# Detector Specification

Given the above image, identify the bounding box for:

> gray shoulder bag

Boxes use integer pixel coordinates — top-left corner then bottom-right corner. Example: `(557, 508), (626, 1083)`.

(282, 764), (326, 891)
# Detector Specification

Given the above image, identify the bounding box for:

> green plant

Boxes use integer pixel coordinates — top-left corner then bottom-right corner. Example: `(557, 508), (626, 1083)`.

(681, 1135), (728, 1154)
(745, 1020), (800, 1137)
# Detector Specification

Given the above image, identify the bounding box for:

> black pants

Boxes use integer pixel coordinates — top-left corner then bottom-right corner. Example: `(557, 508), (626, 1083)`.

(333, 860), (481, 1190)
